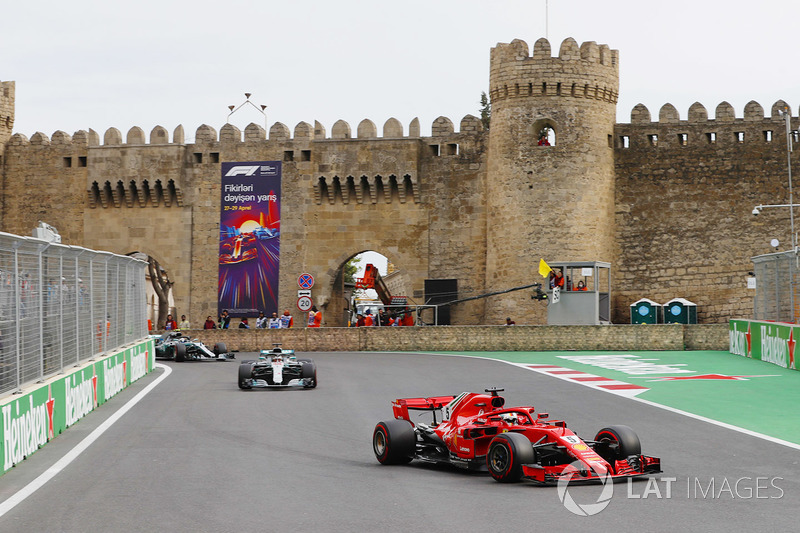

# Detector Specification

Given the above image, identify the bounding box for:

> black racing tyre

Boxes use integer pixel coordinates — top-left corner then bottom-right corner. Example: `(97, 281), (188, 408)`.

(174, 343), (186, 362)
(487, 432), (535, 483)
(301, 362), (317, 388)
(594, 425), (641, 461)
(373, 420), (416, 465)
(238, 363), (253, 390)
(296, 357), (313, 363)
(213, 342), (228, 356)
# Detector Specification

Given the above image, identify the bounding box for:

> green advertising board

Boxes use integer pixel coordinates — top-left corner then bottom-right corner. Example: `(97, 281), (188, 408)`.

(730, 319), (798, 370)
(1, 338), (154, 475)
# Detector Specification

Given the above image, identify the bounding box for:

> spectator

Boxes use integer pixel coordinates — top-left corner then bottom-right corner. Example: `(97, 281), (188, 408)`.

(355, 313), (365, 327)
(178, 315), (190, 329)
(219, 310), (231, 329)
(238, 317), (250, 329)
(268, 312), (281, 329)
(550, 270), (565, 290)
(203, 316), (216, 329)
(164, 314), (177, 330)
(279, 310), (294, 328)
(364, 311), (374, 327)
(576, 280), (588, 291)
(505, 317), (516, 326)
(255, 312), (268, 329)
(309, 306), (322, 327)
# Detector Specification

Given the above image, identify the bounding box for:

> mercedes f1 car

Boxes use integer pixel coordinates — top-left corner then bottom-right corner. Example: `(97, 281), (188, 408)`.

(372, 388), (661, 484)
(151, 331), (233, 362)
(238, 345), (317, 389)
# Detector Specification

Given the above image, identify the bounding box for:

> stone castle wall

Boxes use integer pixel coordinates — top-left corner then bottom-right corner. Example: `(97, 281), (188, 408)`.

(183, 323), (730, 352)
(1, 38), (795, 327)
(614, 100), (797, 323)
(1, 115), (489, 327)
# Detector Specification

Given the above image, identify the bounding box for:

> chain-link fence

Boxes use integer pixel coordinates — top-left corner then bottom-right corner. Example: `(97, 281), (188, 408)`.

(0, 232), (147, 395)
(753, 250), (800, 323)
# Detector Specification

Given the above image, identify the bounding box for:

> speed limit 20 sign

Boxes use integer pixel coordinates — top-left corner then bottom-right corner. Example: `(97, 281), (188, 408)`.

(297, 296), (313, 312)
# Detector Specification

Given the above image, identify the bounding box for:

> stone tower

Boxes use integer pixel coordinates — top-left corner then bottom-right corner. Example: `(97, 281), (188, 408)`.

(484, 38), (619, 322)
(0, 80), (14, 158)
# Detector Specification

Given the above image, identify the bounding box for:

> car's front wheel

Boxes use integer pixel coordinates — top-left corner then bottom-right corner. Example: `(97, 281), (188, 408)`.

(373, 420), (415, 464)
(594, 425), (641, 466)
(213, 342), (228, 356)
(174, 343), (186, 362)
(238, 363), (253, 390)
(487, 432), (535, 483)
(301, 362), (317, 388)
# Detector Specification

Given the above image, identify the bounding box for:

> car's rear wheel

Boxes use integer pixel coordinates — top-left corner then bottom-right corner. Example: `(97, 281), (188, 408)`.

(301, 362), (317, 388)
(594, 425), (641, 463)
(213, 342), (227, 356)
(238, 363), (253, 389)
(487, 432), (535, 483)
(174, 343), (186, 362)
(373, 420), (415, 464)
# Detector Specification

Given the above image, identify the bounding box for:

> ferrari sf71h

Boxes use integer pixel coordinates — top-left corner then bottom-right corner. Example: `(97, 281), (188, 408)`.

(373, 388), (661, 484)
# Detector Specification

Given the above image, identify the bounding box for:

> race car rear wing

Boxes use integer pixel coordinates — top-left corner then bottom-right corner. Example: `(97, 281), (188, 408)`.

(392, 396), (456, 421)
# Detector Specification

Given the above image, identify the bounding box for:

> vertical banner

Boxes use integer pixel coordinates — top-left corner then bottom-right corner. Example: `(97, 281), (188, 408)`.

(219, 162), (281, 318)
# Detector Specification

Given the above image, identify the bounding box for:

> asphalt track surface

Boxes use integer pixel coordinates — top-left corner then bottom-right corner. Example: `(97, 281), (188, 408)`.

(1, 351), (799, 532)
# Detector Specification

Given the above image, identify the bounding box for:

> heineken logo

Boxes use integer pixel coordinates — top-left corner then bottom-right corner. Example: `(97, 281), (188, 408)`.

(3, 396), (50, 470)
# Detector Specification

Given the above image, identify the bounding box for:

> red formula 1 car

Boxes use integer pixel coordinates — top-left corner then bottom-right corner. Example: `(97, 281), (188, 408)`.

(372, 388), (661, 484)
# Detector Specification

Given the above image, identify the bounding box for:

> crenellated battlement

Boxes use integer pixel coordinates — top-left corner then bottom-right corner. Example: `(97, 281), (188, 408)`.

(489, 38), (619, 105)
(615, 100), (796, 150)
(7, 115), (483, 148)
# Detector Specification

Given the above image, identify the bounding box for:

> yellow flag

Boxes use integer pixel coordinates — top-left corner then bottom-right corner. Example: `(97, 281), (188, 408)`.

(538, 259), (553, 278)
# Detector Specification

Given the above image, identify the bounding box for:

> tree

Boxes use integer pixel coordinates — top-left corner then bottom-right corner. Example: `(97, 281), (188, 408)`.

(344, 256), (361, 286)
(480, 91), (491, 130)
(147, 256), (172, 329)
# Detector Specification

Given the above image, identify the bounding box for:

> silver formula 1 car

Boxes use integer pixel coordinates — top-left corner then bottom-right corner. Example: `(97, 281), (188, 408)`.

(151, 331), (234, 362)
(237, 344), (317, 389)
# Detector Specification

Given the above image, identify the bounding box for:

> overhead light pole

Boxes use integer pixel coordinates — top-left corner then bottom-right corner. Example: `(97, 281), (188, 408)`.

(227, 92), (268, 131)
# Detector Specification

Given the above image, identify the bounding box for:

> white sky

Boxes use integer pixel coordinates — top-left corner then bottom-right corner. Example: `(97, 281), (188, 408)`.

(3, 1), (799, 141)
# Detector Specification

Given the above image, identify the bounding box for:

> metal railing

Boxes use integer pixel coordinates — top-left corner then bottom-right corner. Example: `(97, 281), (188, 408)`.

(753, 250), (800, 323)
(0, 232), (147, 395)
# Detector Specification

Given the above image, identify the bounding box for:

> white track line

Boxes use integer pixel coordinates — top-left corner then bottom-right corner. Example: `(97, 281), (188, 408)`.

(413, 352), (800, 452)
(0, 363), (172, 518)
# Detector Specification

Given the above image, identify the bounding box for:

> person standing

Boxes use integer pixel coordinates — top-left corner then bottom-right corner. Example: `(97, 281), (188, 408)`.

(505, 317), (516, 326)
(268, 312), (281, 329)
(178, 315), (190, 329)
(363, 311), (374, 327)
(255, 312), (268, 329)
(219, 310), (231, 329)
(238, 317), (250, 329)
(203, 316), (216, 329)
(308, 306), (321, 327)
(164, 314), (177, 330)
(279, 310), (293, 328)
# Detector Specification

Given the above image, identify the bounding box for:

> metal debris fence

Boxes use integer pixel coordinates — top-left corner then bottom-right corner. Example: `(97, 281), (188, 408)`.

(0, 232), (147, 395)
(753, 250), (800, 323)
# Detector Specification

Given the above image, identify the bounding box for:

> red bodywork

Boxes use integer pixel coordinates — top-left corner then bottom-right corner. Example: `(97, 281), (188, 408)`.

(391, 391), (661, 483)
